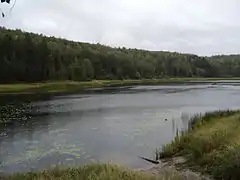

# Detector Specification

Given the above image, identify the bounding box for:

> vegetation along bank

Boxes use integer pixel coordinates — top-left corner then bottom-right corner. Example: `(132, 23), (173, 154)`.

(0, 163), (208, 180)
(158, 109), (240, 180)
(1, 78), (240, 95)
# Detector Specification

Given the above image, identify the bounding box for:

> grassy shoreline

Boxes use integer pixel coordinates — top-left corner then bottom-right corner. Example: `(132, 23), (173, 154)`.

(1, 164), (187, 180)
(158, 110), (240, 180)
(1, 77), (240, 95)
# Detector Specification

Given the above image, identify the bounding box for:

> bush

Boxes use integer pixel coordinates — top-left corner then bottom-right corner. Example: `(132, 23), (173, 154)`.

(211, 147), (240, 180)
(158, 109), (240, 180)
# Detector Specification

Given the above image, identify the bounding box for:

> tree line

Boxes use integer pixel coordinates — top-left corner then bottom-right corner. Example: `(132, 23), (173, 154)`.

(0, 27), (239, 83)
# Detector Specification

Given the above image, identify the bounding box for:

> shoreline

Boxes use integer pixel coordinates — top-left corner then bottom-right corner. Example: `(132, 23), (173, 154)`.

(0, 158), (212, 180)
(158, 109), (240, 180)
(1, 77), (240, 96)
(138, 157), (211, 180)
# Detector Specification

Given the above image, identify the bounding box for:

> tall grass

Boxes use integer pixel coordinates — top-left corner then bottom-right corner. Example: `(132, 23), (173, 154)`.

(159, 110), (239, 159)
(1, 164), (194, 180)
(211, 146), (240, 180)
(187, 109), (240, 130)
(158, 109), (240, 180)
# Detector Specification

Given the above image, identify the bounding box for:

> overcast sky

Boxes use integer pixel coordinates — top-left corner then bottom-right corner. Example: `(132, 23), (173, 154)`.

(1, 0), (240, 55)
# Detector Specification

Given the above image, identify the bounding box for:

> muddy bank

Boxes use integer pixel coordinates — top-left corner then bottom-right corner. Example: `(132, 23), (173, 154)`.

(138, 157), (212, 180)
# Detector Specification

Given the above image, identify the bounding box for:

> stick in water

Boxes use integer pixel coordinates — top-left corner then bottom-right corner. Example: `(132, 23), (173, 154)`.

(139, 156), (159, 164)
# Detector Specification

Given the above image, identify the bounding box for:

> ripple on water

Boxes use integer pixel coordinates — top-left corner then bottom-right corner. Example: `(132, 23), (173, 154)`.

(48, 128), (69, 135)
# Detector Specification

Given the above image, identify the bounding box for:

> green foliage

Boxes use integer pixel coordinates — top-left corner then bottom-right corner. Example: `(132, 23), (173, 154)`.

(188, 109), (239, 130)
(69, 58), (94, 81)
(185, 130), (229, 160)
(0, 79), (208, 95)
(211, 147), (240, 180)
(0, 27), (235, 83)
(1, 164), (187, 180)
(158, 110), (240, 180)
(208, 55), (240, 77)
(159, 110), (240, 159)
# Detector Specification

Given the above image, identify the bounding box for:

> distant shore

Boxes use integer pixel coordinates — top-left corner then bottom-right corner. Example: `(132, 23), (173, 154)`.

(1, 77), (240, 96)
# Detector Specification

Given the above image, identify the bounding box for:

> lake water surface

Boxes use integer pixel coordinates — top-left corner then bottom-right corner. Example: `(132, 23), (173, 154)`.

(1, 82), (240, 173)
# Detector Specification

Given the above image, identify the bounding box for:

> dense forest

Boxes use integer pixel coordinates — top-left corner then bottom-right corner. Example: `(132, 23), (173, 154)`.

(0, 27), (240, 83)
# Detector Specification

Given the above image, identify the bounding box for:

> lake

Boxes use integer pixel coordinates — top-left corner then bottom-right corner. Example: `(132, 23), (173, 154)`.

(1, 82), (240, 173)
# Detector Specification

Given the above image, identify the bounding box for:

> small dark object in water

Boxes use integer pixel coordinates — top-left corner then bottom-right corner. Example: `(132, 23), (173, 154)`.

(139, 156), (159, 164)
(165, 119), (167, 121)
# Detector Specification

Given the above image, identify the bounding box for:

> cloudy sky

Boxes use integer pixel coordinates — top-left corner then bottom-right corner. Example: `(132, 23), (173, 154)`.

(1, 0), (240, 55)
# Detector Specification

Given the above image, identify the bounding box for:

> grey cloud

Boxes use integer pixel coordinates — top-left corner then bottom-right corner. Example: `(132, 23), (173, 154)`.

(1, 0), (240, 55)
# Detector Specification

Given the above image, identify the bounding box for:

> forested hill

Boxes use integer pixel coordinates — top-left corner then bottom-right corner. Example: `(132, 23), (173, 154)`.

(0, 27), (240, 83)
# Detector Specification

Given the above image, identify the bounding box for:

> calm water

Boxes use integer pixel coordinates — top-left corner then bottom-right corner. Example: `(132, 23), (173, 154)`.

(1, 82), (240, 173)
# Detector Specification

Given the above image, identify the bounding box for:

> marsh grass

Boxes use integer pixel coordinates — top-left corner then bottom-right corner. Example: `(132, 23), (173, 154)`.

(187, 109), (239, 130)
(1, 164), (191, 180)
(158, 110), (240, 179)
(0, 80), (176, 95)
(0, 77), (238, 95)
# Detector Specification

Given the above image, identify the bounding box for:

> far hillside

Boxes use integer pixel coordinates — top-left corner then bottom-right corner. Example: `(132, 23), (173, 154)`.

(0, 27), (240, 83)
